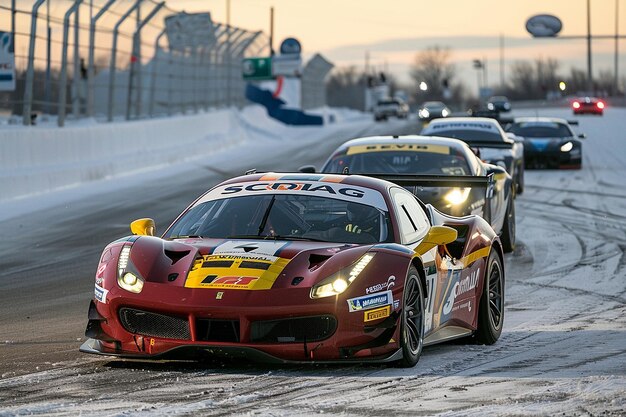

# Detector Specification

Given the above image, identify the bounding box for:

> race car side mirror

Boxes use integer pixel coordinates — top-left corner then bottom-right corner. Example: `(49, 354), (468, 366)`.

(414, 226), (458, 255)
(299, 165), (317, 173)
(130, 218), (156, 236)
(578, 133), (586, 139)
(506, 132), (524, 143)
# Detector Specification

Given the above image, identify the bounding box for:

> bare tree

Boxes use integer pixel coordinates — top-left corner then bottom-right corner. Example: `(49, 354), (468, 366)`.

(410, 46), (456, 103)
(566, 68), (588, 95)
(535, 57), (560, 93)
(508, 61), (536, 99)
(326, 66), (367, 110)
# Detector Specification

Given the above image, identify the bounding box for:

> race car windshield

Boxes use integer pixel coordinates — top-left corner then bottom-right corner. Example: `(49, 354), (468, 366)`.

(324, 150), (471, 176)
(165, 194), (393, 244)
(508, 123), (573, 138)
(427, 129), (503, 143)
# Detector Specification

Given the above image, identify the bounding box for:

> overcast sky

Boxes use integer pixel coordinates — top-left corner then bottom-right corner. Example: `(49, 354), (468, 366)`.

(177, 0), (624, 89)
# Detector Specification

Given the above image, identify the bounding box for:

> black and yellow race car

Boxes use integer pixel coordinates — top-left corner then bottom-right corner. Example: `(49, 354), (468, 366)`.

(312, 135), (515, 253)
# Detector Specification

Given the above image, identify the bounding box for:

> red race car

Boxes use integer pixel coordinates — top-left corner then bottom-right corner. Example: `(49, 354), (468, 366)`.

(81, 173), (505, 367)
(572, 96), (605, 115)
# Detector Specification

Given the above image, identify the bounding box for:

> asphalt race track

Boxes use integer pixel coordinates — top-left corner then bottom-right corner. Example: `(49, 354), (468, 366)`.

(0, 109), (624, 415)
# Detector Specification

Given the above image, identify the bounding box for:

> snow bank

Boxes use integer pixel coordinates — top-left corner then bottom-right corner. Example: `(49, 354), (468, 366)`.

(0, 106), (370, 203)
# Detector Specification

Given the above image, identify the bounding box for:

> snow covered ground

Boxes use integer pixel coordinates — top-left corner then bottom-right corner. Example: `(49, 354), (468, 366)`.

(0, 106), (624, 416)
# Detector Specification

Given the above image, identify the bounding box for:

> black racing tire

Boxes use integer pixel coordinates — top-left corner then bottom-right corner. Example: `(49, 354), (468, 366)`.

(516, 163), (525, 195)
(396, 266), (424, 368)
(500, 195), (516, 253)
(475, 250), (504, 344)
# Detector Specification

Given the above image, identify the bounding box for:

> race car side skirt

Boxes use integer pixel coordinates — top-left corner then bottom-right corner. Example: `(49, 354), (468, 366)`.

(79, 338), (404, 364)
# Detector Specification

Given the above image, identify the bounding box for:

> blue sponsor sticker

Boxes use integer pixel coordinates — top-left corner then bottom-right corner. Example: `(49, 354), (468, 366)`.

(347, 290), (393, 312)
(94, 284), (108, 304)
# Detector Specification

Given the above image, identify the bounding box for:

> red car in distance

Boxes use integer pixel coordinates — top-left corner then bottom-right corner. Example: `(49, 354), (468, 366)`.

(572, 97), (604, 115)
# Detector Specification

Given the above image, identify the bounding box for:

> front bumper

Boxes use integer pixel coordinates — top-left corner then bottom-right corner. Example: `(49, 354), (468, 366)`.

(524, 149), (581, 169)
(79, 338), (404, 364)
(82, 280), (403, 363)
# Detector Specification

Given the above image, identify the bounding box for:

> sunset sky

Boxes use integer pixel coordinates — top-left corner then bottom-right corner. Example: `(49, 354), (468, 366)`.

(177, 0), (624, 89)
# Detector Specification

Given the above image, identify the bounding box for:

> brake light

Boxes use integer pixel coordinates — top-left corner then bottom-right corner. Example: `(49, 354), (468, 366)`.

(573, 102), (581, 109)
(597, 101), (605, 109)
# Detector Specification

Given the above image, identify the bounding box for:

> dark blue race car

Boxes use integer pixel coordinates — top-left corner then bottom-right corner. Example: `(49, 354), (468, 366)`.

(505, 117), (585, 170)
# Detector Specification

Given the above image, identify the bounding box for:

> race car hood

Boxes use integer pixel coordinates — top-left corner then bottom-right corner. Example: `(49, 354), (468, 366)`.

(122, 236), (373, 291)
(477, 147), (513, 161)
(523, 137), (570, 152)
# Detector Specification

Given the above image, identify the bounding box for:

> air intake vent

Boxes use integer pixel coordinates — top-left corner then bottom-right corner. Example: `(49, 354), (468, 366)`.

(196, 319), (240, 342)
(250, 315), (337, 343)
(119, 308), (190, 340)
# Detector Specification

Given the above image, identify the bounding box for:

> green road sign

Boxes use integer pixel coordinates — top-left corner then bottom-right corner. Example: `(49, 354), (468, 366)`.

(242, 57), (273, 80)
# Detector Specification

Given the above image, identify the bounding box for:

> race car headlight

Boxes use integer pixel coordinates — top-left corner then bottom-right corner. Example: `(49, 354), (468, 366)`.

(560, 141), (573, 152)
(487, 103), (494, 110)
(444, 188), (471, 205)
(117, 245), (144, 293)
(441, 109), (449, 117)
(419, 109), (430, 118)
(310, 253), (375, 299)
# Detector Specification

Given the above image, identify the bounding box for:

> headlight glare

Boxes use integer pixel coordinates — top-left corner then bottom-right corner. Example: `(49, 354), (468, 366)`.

(123, 272), (137, 286)
(444, 188), (471, 205)
(560, 141), (573, 152)
(311, 253), (375, 299)
(332, 278), (348, 293)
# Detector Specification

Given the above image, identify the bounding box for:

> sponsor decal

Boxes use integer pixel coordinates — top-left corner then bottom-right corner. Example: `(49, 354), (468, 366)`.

(94, 284), (108, 304)
(364, 305), (391, 322)
(221, 182), (366, 199)
(185, 247), (291, 290)
(206, 276), (258, 289)
(394, 299), (400, 309)
(347, 290), (393, 312)
(200, 181), (388, 211)
(346, 143), (450, 155)
(216, 291), (224, 300)
(451, 299), (472, 314)
(430, 122), (495, 131)
(365, 275), (396, 294)
(443, 268), (480, 315)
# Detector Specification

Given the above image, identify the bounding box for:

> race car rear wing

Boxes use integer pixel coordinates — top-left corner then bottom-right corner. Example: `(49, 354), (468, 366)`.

(365, 172), (496, 223)
(366, 173), (494, 189)
(461, 141), (514, 149)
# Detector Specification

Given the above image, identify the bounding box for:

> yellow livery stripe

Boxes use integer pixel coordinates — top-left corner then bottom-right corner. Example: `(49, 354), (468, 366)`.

(459, 246), (491, 267)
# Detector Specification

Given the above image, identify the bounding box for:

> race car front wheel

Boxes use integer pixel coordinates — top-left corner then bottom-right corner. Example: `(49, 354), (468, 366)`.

(501, 196), (516, 253)
(396, 266), (424, 367)
(475, 250), (504, 344)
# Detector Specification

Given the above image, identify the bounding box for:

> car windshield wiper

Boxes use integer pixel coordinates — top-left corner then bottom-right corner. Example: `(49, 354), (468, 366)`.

(257, 195), (276, 236)
(226, 234), (326, 242)
(169, 235), (203, 239)
(227, 234), (278, 240)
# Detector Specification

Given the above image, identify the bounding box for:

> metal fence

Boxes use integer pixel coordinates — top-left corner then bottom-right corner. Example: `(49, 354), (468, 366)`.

(0, 0), (269, 126)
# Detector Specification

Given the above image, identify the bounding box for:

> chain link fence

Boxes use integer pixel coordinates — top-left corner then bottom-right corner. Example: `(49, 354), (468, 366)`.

(0, 0), (269, 126)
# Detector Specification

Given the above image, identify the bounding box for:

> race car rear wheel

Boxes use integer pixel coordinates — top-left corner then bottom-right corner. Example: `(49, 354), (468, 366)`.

(475, 250), (504, 344)
(396, 266), (424, 367)
(501, 196), (515, 253)
(516, 163), (525, 195)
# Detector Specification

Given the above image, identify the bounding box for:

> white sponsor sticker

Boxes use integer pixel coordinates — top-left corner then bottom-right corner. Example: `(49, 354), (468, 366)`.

(199, 180), (388, 211)
(94, 284), (108, 304)
(347, 290), (393, 312)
